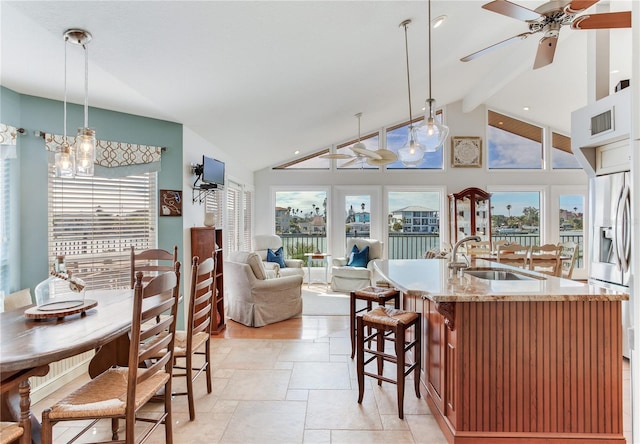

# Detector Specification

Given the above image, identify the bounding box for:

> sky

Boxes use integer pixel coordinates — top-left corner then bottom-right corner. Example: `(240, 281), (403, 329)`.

(276, 190), (441, 218)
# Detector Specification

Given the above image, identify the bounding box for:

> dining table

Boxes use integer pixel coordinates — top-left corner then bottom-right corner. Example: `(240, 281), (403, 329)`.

(0, 288), (135, 443)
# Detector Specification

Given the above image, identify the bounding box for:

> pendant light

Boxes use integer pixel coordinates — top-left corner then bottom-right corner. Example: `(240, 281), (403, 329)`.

(418, 0), (449, 151)
(54, 31), (75, 177)
(68, 29), (96, 177)
(398, 19), (425, 168)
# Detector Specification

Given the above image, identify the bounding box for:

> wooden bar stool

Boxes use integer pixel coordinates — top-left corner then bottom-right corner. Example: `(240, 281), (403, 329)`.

(356, 306), (421, 419)
(350, 286), (400, 359)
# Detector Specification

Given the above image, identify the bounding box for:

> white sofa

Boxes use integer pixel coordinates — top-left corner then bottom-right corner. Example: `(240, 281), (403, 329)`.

(253, 234), (304, 278)
(330, 238), (383, 293)
(226, 251), (303, 327)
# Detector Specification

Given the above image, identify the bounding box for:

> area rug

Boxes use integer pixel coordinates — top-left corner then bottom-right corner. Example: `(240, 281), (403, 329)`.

(301, 286), (366, 316)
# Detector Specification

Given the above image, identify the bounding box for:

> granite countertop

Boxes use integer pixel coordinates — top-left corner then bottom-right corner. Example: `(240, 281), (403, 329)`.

(373, 259), (629, 303)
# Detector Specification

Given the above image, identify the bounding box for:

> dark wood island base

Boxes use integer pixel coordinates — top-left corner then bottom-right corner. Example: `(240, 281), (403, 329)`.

(406, 297), (626, 444)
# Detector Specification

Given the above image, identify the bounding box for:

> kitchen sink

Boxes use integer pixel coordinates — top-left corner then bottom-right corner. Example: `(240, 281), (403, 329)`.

(464, 268), (540, 281)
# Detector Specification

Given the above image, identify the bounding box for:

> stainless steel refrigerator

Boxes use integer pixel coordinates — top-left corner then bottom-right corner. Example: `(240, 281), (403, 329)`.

(590, 171), (631, 289)
(590, 171), (632, 357)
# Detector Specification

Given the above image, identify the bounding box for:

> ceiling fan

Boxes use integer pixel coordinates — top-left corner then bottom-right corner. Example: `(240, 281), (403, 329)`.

(321, 113), (398, 167)
(461, 0), (631, 69)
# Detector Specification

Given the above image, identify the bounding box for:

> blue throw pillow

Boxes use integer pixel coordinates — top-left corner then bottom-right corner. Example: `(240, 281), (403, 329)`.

(347, 245), (369, 268)
(267, 247), (287, 268)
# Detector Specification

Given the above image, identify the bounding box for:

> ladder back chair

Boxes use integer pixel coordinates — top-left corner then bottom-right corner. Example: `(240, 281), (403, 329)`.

(559, 241), (579, 279)
(465, 240), (492, 258)
(0, 365), (49, 444)
(529, 244), (563, 276)
(173, 255), (216, 421)
(42, 265), (181, 444)
(130, 246), (178, 288)
(496, 243), (530, 268)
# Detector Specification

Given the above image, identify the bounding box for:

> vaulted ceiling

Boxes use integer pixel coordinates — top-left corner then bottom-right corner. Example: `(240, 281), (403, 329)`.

(0, 1), (632, 171)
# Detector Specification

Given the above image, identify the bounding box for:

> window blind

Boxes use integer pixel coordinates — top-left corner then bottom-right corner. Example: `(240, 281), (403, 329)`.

(48, 166), (157, 290)
(204, 191), (223, 228)
(226, 185), (241, 256)
(0, 158), (11, 297)
(243, 188), (253, 251)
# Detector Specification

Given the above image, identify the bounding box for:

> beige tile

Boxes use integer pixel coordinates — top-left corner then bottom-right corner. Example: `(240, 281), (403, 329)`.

(305, 389), (382, 430)
(221, 369), (291, 400)
(406, 414), (449, 444)
(380, 413), (411, 430)
(303, 429), (331, 443)
(287, 389), (309, 401)
(220, 400), (306, 443)
(216, 346), (282, 369)
(289, 362), (351, 389)
(330, 336), (351, 356)
(331, 430), (415, 443)
(371, 383), (430, 416)
(278, 341), (330, 362)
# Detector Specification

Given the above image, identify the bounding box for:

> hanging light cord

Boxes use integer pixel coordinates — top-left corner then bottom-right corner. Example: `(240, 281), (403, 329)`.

(428, 0), (433, 102)
(63, 37), (68, 141)
(83, 43), (89, 128)
(403, 22), (413, 124)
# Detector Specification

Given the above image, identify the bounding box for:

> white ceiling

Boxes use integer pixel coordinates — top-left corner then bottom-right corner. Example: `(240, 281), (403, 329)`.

(0, 1), (632, 172)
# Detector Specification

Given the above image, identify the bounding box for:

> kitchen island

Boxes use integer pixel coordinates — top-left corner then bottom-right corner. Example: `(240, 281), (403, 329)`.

(374, 259), (629, 444)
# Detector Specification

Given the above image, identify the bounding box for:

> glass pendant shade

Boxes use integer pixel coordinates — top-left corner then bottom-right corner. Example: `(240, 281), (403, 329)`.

(398, 126), (425, 167)
(55, 142), (75, 177)
(419, 100), (449, 152)
(75, 127), (96, 176)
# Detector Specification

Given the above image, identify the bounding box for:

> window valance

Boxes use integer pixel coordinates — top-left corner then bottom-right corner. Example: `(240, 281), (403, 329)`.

(44, 133), (164, 177)
(0, 123), (19, 159)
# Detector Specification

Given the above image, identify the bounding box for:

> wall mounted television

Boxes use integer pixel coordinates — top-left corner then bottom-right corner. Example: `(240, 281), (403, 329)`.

(201, 155), (225, 189)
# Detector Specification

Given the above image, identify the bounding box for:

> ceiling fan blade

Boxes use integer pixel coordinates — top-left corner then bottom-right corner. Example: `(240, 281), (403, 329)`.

(461, 32), (533, 62)
(320, 153), (353, 159)
(351, 146), (382, 160)
(571, 11), (631, 30)
(366, 149), (398, 166)
(565, 0), (599, 14)
(340, 157), (361, 168)
(533, 34), (558, 69)
(482, 0), (542, 21)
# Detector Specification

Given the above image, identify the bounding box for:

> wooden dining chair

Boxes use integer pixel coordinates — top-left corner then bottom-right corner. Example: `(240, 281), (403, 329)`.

(465, 240), (492, 258)
(559, 241), (578, 279)
(496, 243), (530, 268)
(0, 365), (49, 444)
(41, 265), (181, 444)
(3, 289), (32, 312)
(130, 245), (178, 288)
(492, 239), (509, 254)
(529, 244), (563, 276)
(172, 255), (216, 421)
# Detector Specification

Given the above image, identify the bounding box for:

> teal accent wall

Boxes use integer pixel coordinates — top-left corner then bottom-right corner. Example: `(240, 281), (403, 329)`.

(2, 87), (184, 324)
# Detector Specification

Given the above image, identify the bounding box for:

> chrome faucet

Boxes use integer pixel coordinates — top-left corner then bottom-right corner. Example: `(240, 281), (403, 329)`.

(448, 235), (482, 276)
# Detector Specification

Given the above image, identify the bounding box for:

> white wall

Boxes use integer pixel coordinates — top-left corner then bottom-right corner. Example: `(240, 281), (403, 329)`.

(253, 101), (588, 248)
(181, 125), (254, 290)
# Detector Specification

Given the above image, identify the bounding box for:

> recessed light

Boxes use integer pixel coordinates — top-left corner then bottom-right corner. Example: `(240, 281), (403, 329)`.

(498, 121), (504, 125)
(294, 150), (300, 155)
(523, 106), (530, 111)
(432, 15), (447, 28)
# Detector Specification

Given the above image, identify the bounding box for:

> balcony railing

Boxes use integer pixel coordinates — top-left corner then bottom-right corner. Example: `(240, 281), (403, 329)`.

(279, 233), (583, 268)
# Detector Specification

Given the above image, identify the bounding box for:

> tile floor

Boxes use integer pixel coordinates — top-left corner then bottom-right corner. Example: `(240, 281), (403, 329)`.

(32, 314), (633, 444)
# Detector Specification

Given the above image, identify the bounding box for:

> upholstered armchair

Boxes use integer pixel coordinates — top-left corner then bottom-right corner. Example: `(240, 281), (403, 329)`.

(253, 234), (304, 278)
(331, 238), (383, 293)
(226, 251), (303, 327)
